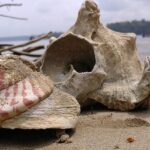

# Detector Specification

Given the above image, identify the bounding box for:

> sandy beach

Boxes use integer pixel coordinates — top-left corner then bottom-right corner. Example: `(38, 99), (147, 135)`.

(1, 104), (150, 150)
(0, 37), (149, 150)
(1, 0), (150, 149)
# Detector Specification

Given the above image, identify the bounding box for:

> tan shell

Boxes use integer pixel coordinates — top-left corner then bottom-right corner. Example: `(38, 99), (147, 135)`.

(41, 0), (150, 111)
(2, 88), (80, 129)
(0, 56), (80, 129)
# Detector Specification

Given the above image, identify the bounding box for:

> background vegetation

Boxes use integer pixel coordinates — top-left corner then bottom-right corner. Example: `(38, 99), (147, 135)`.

(107, 20), (150, 37)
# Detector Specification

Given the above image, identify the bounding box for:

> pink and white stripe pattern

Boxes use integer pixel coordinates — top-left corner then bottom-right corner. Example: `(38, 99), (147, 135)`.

(0, 74), (52, 122)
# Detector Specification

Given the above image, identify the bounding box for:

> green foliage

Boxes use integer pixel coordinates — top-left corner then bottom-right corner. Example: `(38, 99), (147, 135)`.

(107, 20), (150, 37)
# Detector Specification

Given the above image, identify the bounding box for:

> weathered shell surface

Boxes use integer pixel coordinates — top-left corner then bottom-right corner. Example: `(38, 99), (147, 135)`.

(0, 56), (80, 129)
(2, 88), (80, 129)
(41, 0), (150, 111)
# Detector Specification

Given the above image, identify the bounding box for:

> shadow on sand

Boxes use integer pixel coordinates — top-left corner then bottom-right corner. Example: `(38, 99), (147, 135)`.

(0, 128), (74, 149)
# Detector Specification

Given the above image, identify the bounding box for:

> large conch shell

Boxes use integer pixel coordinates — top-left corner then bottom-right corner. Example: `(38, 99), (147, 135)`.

(41, 0), (150, 111)
(0, 56), (80, 129)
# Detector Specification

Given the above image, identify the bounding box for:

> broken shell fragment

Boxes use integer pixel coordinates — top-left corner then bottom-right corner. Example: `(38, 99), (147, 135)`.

(41, 0), (150, 111)
(0, 56), (80, 129)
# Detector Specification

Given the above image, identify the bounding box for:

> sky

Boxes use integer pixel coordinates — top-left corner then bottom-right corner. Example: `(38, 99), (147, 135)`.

(0, 0), (150, 37)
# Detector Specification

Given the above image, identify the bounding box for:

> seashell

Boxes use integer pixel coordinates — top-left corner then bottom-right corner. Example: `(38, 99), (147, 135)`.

(41, 0), (150, 111)
(0, 56), (80, 129)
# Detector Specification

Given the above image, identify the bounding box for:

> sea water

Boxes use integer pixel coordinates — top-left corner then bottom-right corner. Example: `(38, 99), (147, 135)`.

(137, 36), (150, 61)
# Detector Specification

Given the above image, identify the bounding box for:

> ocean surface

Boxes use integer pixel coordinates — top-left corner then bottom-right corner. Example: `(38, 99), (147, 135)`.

(0, 36), (150, 61)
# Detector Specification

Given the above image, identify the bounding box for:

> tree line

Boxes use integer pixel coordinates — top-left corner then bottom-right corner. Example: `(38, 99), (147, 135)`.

(107, 20), (150, 37)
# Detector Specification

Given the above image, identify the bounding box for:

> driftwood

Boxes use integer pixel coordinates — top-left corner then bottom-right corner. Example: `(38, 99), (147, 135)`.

(0, 32), (52, 53)
(0, 44), (13, 49)
(11, 49), (42, 57)
(23, 45), (44, 53)
(0, 44), (13, 47)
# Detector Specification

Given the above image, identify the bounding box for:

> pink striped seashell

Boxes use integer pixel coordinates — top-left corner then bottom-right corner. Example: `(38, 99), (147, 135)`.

(0, 56), (80, 130)
(0, 56), (53, 122)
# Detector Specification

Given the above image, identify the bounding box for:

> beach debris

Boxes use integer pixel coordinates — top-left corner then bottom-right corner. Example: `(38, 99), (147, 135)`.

(0, 44), (13, 49)
(41, 0), (150, 111)
(0, 32), (52, 60)
(127, 136), (135, 143)
(0, 55), (80, 129)
(49, 36), (57, 43)
(22, 45), (44, 53)
(114, 145), (120, 149)
(56, 129), (72, 143)
(59, 134), (70, 143)
(0, 32), (52, 53)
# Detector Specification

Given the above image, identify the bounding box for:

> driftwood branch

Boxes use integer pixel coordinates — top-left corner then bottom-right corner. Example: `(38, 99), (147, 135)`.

(11, 49), (42, 57)
(0, 44), (13, 48)
(0, 3), (22, 8)
(23, 45), (44, 53)
(0, 32), (52, 53)
(0, 14), (27, 20)
(0, 44), (13, 46)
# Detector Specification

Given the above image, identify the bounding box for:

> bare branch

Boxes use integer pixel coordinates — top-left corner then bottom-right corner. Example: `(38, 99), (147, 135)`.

(0, 32), (52, 53)
(0, 3), (22, 8)
(0, 2), (26, 20)
(0, 14), (27, 20)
